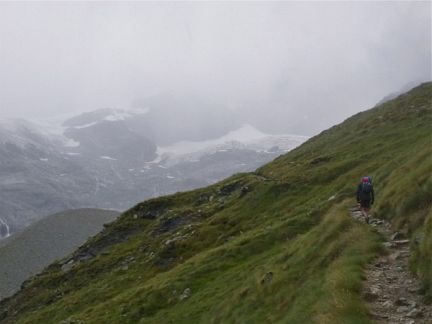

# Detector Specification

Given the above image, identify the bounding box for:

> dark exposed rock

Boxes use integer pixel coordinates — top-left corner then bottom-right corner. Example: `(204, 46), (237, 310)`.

(134, 200), (170, 220)
(152, 217), (188, 236)
(240, 186), (250, 196)
(218, 182), (241, 196)
(261, 272), (273, 285)
(71, 227), (140, 263)
(152, 212), (200, 236)
(154, 257), (176, 269)
(139, 211), (158, 220)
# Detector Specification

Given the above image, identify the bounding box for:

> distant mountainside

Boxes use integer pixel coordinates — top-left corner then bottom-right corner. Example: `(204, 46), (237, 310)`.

(0, 109), (306, 236)
(1, 83), (429, 323)
(0, 209), (119, 300)
(0, 120), (95, 234)
(58, 113), (307, 210)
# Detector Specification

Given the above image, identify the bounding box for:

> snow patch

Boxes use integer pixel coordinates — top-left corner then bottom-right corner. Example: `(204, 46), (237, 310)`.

(100, 156), (117, 161)
(158, 124), (268, 156)
(104, 107), (150, 122)
(64, 138), (80, 147)
(0, 218), (10, 239)
(73, 122), (98, 129)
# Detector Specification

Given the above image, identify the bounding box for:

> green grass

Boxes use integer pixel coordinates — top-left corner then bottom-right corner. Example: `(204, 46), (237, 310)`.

(0, 83), (430, 323)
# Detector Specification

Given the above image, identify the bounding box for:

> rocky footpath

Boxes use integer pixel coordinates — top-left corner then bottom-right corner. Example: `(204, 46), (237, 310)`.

(350, 207), (432, 323)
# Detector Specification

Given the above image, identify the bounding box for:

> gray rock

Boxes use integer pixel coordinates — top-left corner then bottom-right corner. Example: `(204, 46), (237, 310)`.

(407, 308), (422, 318)
(393, 239), (410, 245)
(61, 260), (74, 273)
(408, 287), (419, 293)
(389, 252), (401, 260)
(391, 232), (405, 241)
(395, 297), (410, 306)
(179, 288), (191, 301)
(261, 272), (273, 285)
(396, 306), (410, 313)
(383, 242), (394, 248)
(382, 300), (393, 308)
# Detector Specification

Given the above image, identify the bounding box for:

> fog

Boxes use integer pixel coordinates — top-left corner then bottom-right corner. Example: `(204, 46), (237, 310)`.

(0, 1), (430, 135)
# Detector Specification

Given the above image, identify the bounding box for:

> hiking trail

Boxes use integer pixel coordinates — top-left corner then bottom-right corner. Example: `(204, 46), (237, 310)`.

(350, 207), (432, 323)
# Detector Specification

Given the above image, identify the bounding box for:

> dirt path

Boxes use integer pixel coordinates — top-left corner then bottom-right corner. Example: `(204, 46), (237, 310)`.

(350, 207), (432, 323)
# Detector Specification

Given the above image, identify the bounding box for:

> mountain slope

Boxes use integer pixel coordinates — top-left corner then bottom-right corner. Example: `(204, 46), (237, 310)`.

(0, 120), (95, 234)
(1, 114), (305, 236)
(0, 209), (120, 300)
(0, 83), (430, 323)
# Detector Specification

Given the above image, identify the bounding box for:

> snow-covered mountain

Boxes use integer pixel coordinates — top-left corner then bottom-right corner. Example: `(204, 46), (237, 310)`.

(157, 124), (308, 167)
(0, 119), (96, 236)
(0, 110), (308, 238)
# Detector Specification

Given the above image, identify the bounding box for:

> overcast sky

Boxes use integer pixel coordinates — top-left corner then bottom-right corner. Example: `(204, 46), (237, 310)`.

(0, 1), (430, 134)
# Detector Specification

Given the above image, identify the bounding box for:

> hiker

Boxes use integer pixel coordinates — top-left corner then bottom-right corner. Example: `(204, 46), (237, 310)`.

(357, 176), (374, 224)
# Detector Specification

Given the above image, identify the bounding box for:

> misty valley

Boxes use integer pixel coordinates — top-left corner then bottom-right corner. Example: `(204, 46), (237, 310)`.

(0, 106), (307, 238)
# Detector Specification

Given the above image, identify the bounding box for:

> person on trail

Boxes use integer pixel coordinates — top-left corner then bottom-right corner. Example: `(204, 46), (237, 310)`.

(357, 176), (374, 224)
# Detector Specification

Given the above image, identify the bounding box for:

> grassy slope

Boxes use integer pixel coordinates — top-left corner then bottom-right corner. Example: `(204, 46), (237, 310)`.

(0, 209), (120, 299)
(0, 83), (430, 323)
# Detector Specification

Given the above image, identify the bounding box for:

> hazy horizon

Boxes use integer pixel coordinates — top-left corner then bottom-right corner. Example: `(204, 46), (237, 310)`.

(0, 1), (430, 135)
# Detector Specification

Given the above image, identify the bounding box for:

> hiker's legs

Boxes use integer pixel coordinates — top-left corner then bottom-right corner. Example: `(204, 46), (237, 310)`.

(359, 200), (371, 223)
(359, 204), (369, 223)
(363, 207), (370, 223)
